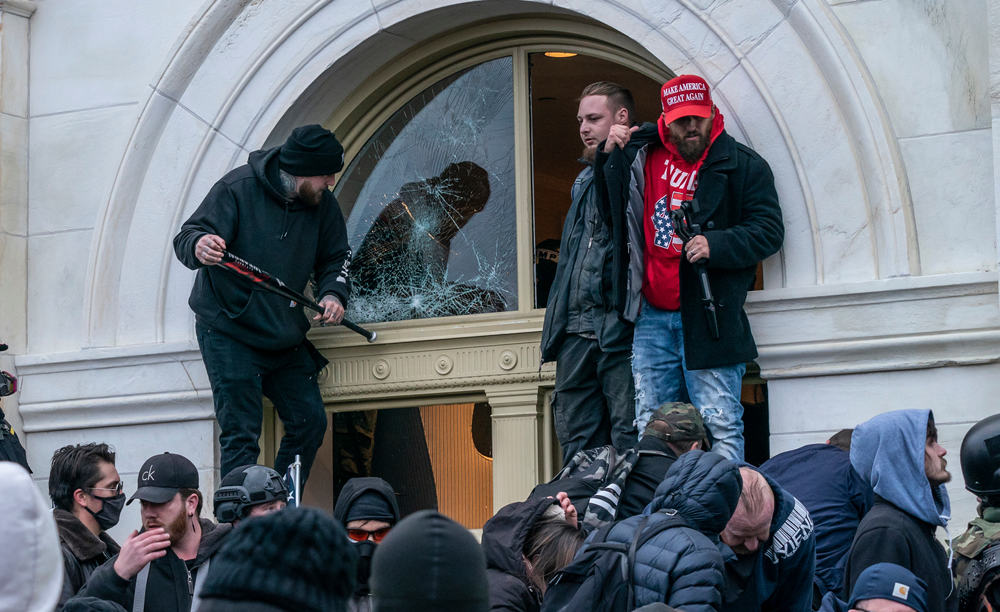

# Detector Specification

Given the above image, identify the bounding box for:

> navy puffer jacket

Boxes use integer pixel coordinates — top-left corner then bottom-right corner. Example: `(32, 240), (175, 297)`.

(589, 450), (741, 611)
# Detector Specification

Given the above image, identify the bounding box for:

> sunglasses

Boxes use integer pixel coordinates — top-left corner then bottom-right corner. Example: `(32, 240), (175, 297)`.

(347, 527), (391, 543)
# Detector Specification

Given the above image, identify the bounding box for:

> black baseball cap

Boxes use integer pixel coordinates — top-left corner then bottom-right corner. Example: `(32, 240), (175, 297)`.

(127, 452), (200, 505)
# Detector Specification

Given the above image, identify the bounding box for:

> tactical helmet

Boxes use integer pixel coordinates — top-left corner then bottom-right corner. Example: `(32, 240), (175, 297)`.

(214, 464), (288, 523)
(961, 414), (1000, 498)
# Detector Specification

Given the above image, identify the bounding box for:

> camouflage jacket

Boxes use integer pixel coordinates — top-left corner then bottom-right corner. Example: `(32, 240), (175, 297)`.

(954, 506), (1000, 611)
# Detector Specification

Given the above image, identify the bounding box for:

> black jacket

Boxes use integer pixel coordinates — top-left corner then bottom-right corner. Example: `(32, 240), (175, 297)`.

(597, 124), (784, 370)
(71, 519), (231, 612)
(540, 165), (632, 363)
(54, 509), (121, 609)
(482, 497), (561, 612)
(616, 437), (679, 520)
(844, 499), (957, 612)
(599, 450), (742, 611)
(173, 147), (351, 351)
(334, 478), (401, 612)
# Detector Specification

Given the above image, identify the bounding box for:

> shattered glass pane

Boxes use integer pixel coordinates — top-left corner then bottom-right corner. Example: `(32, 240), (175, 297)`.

(336, 57), (517, 323)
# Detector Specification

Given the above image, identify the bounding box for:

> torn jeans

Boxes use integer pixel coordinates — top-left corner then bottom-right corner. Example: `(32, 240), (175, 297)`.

(631, 300), (746, 461)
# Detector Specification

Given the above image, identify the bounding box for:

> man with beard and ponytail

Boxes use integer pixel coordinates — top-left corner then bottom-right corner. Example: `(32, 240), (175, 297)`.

(333, 477), (400, 612)
(71, 452), (232, 612)
(173, 124), (352, 488)
(597, 74), (784, 461)
(49, 443), (125, 609)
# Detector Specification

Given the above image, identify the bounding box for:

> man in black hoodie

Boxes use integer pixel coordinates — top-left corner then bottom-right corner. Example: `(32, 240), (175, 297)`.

(173, 125), (352, 485)
(333, 477), (401, 612)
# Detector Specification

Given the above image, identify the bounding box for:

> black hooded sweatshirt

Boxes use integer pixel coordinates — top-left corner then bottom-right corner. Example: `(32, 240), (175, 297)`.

(173, 146), (351, 351)
(333, 478), (401, 612)
(482, 497), (562, 612)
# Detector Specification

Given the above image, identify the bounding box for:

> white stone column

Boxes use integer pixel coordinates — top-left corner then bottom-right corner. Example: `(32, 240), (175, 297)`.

(485, 383), (543, 511)
(0, 0), (35, 433)
(991, 0), (1000, 307)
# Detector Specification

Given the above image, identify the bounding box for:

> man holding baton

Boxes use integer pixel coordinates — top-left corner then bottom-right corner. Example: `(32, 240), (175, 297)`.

(173, 124), (352, 486)
(597, 75), (783, 461)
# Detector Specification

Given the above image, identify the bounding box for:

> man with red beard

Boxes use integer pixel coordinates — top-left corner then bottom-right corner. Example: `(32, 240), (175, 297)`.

(71, 452), (232, 612)
(173, 124), (352, 488)
(597, 74), (784, 461)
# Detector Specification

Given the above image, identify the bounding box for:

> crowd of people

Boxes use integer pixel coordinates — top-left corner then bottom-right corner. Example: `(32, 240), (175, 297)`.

(2, 405), (999, 611)
(2, 74), (1000, 611)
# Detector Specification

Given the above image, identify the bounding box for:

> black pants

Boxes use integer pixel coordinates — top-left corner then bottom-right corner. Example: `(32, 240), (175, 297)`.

(552, 334), (636, 465)
(196, 323), (328, 485)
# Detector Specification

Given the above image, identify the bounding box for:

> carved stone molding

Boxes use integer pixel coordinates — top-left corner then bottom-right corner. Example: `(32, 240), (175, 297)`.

(0, 0), (37, 18)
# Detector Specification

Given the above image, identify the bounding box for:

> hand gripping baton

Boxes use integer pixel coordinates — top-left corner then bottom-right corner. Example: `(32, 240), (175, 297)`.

(216, 251), (377, 343)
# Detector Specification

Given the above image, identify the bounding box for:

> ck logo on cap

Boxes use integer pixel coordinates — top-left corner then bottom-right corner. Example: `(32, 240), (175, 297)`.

(142, 466), (156, 482)
(893, 582), (909, 599)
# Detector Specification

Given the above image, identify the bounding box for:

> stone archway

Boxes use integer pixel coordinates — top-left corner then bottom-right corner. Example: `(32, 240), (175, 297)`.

(83, 0), (914, 351)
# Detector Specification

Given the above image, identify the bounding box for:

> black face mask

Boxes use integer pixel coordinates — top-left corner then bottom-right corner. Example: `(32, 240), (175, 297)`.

(354, 540), (377, 595)
(86, 493), (126, 530)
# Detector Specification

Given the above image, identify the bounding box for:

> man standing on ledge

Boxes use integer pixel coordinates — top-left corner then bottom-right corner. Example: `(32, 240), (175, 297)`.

(541, 81), (639, 464)
(174, 124), (352, 486)
(598, 74), (783, 460)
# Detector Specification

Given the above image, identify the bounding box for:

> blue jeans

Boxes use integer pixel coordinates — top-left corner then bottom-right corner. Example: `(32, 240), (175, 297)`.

(631, 300), (746, 461)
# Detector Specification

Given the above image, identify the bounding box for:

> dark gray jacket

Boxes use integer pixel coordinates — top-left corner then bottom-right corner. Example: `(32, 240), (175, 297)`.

(592, 450), (742, 611)
(540, 165), (632, 362)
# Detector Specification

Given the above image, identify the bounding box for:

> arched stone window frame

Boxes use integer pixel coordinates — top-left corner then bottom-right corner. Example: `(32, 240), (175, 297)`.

(325, 24), (671, 328)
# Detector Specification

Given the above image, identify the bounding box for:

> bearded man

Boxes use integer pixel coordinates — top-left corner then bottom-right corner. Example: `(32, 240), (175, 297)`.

(71, 452), (231, 612)
(173, 124), (352, 486)
(597, 74), (784, 461)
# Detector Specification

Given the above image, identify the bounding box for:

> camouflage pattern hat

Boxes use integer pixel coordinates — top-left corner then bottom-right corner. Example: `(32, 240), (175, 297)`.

(643, 402), (711, 449)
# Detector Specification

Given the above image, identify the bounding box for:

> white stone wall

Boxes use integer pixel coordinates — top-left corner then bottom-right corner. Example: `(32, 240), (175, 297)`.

(4, 0), (996, 531)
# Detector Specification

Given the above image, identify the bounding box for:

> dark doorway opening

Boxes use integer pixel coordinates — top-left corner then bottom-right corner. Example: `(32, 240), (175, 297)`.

(528, 52), (771, 466)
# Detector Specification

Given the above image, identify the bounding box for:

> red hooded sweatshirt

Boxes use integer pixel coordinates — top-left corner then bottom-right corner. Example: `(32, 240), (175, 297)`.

(641, 110), (724, 311)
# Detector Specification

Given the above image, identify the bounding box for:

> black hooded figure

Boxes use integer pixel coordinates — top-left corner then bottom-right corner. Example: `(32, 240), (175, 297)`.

(333, 477), (401, 612)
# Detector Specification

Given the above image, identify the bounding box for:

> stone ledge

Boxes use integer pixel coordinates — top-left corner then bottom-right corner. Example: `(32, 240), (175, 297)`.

(0, 1), (36, 19)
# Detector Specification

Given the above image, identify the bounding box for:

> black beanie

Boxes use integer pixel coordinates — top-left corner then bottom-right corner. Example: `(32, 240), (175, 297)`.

(197, 507), (357, 612)
(370, 510), (488, 612)
(278, 124), (345, 177)
(345, 491), (396, 524)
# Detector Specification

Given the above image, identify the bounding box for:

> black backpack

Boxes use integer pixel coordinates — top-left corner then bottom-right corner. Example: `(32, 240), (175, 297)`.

(541, 509), (689, 612)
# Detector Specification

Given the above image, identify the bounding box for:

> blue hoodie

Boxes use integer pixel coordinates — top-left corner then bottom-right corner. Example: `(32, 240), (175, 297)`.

(846, 409), (956, 612)
(850, 409), (950, 528)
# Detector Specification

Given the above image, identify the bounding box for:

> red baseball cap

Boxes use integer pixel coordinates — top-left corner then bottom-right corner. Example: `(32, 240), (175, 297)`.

(660, 74), (713, 125)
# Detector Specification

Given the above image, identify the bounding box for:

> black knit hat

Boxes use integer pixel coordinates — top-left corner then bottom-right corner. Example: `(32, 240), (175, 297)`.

(278, 124), (345, 177)
(197, 506), (356, 612)
(345, 491), (396, 524)
(371, 510), (488, 611)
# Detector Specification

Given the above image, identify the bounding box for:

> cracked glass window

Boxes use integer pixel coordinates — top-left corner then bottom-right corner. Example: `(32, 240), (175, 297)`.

(337, 56), (516, 323)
